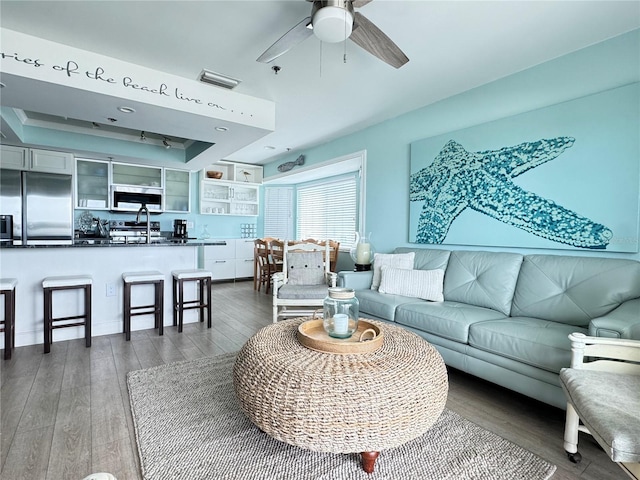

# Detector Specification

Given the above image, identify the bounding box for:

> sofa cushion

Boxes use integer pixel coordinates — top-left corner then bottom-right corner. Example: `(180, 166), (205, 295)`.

(560, 368), (640, 463)
(512, 255), (640, 327)
(394, 247), (451, 271)
(354, 289), (418, 322)
(444, 250), (523, 316)
(378, 266), (445, 302)
(371, 252), (415, 290)
(468, 317), (587, 373)
(395, 301), (507, 343)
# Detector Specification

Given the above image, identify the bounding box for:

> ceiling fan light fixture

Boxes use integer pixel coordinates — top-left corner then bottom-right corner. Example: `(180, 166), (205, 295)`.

(312, 6), (353, 43)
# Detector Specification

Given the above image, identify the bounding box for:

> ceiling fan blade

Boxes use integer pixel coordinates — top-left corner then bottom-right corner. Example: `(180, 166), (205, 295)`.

(350, 12), (409, 68)
(256, 16), (314, 63)
(352, 0), (374, 8)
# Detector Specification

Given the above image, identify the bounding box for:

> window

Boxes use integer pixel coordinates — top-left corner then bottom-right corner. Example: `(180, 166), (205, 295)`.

(296, 175), (357, 248)
(263, 151), (366, 249)
(264, 187), (294, 240)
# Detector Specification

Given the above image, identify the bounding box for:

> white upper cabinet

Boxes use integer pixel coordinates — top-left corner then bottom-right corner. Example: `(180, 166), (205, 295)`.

(1, 146), (74, 174)
(200, 162), (262, 216)
(164, 168), (191, 213)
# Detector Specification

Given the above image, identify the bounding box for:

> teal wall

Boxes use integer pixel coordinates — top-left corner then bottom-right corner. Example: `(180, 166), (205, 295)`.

(263, 30), (640, 261)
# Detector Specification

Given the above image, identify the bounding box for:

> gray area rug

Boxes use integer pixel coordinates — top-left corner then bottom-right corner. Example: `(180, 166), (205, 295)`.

(127, 353), (557, 480)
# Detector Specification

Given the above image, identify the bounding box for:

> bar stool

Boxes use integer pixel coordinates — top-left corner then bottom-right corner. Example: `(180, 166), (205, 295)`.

(1, 278), (17, 360)
(122, 271), (164, 341)
(171, 269), (213, 332)
(43, 275), (92, 354)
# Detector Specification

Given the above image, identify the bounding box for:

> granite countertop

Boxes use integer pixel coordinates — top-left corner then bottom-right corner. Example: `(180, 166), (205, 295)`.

(0, 239), (229, 248)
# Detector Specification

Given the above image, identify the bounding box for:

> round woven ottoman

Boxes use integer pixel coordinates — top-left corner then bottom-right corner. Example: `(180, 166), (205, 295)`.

(233, 318), (448, 473)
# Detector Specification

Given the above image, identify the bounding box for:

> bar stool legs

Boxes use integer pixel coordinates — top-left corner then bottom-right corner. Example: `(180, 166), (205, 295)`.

(122, 271), (164, 341)
(1, 279), (17, 360)
(42, 275), (92, 354)
(171, 270), (213, 333)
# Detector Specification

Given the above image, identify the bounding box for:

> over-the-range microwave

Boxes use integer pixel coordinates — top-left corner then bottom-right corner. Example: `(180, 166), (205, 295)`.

(111, 185), (163, 213)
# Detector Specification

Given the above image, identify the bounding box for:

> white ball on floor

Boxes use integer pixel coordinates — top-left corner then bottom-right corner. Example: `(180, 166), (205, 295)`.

(82, 474), (117, 480)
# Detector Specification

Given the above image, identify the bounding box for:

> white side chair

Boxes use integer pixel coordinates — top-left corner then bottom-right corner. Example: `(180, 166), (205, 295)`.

(560, 332), (640, 479)
(272, 241), (336, 323)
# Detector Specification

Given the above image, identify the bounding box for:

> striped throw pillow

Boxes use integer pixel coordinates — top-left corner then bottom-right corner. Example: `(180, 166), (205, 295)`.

(378, 266), (445, 302)
(371, 252), (415, 290)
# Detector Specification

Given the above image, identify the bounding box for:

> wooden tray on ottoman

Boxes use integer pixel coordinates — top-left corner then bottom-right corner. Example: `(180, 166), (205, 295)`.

(297, 319), (383, 354)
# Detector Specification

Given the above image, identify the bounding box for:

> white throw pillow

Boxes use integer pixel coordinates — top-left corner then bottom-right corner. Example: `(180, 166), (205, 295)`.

(371, 252), (415, 290)
(378, 266), (445, 302)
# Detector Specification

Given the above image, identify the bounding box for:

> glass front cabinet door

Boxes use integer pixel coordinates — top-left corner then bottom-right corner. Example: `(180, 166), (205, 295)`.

(164, 169), (191, 212)
(75, 158), (110, 209)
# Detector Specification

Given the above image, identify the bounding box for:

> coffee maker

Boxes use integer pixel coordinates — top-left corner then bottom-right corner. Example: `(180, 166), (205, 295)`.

(173, 219), (188, 239)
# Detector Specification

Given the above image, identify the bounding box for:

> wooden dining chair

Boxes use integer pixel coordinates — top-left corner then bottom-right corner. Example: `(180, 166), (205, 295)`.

(254, 239), (273, 293)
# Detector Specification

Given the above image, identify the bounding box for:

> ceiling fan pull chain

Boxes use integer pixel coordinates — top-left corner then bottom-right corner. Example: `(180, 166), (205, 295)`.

(343, 6), (348, 64)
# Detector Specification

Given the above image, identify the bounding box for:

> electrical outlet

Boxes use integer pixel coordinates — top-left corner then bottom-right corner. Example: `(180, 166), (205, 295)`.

(187, 221), (194, 229)
(106, 283), (116, 297)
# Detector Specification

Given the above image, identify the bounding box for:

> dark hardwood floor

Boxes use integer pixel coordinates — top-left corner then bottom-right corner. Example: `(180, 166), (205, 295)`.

(0, 281), (625, 480)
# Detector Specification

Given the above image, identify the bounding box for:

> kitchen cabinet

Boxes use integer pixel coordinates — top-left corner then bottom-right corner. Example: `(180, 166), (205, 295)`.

(200, 180), (259, 216)
(200, 239), (255, 281)
(1, 146), (74, 174)
(235, 238), (256, 278)
(164, 168), (190, 212)
(112, 162), (162, 187)
(75, 158), (109, 210)
(0, 145), (27, 169)
(31, 149), (74, 174)
(200, 241), (236, 280)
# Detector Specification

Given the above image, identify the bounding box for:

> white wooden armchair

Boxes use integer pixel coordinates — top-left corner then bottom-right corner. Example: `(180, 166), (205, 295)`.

(272, 241), (337, 323)
(560, 332), (640, 479)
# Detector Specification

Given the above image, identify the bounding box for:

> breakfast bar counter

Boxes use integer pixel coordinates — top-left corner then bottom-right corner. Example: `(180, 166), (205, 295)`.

(0, 242), (215, 349)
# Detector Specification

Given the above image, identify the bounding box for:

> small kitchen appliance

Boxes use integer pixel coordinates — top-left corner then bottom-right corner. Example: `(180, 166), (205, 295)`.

(0, 214), (13, 242)
(173, 219), (188, 239)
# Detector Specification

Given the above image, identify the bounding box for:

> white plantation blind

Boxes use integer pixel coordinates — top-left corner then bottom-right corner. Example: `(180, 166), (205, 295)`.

(264, 187), (294, 240)
(297, 175), (357, 248)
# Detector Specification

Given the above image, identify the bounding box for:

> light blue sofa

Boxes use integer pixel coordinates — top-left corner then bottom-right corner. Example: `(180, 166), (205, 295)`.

(338, 248), (640, 408)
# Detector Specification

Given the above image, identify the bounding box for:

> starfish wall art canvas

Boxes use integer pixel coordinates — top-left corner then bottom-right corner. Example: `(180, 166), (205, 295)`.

(409, 83), (639, 252)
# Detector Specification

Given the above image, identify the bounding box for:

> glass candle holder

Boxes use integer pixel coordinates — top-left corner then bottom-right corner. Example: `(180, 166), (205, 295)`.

(323, 287), (359, 339)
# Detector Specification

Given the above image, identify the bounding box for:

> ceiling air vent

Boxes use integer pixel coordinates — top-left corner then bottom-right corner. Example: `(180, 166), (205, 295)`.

(198, 69), (241, 89)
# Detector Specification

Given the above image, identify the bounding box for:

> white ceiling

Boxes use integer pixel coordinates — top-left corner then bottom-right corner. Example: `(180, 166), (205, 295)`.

(1, 1), (639, 166)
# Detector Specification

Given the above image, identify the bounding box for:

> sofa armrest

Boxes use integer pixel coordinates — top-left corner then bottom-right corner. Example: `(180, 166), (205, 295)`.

(589, 298), (640, 339)
(338, 270), (373, 290)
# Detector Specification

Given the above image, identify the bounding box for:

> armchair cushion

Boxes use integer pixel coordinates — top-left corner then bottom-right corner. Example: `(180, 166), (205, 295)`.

(277, 284), (329, 300)
(287, 251), (324, 285)
(560, 368), (640, 463)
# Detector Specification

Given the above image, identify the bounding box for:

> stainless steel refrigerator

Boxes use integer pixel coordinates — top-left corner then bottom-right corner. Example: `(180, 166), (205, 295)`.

(0, 169), (73, 245)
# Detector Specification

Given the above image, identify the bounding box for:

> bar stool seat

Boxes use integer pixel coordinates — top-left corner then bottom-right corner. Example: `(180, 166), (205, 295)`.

(171, 269), (213, 332)
(1, 278), (17, 360)
(122, 271), (164, 341)
(42, 275), (92, 354)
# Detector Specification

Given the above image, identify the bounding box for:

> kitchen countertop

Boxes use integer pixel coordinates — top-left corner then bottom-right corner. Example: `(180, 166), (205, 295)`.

(0, 239), (230, 248)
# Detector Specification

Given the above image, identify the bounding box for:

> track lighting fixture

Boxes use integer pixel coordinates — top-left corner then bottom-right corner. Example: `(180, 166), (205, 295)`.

(163, 137), (171, 149)
(140, 131), (146, 141)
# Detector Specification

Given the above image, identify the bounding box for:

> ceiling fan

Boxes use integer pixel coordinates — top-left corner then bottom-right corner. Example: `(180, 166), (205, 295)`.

(256, 0), (409, 69)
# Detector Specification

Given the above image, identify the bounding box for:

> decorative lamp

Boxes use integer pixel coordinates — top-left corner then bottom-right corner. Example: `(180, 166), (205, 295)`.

(323, 287), (359, 339)
(350, 232), (375, 271)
